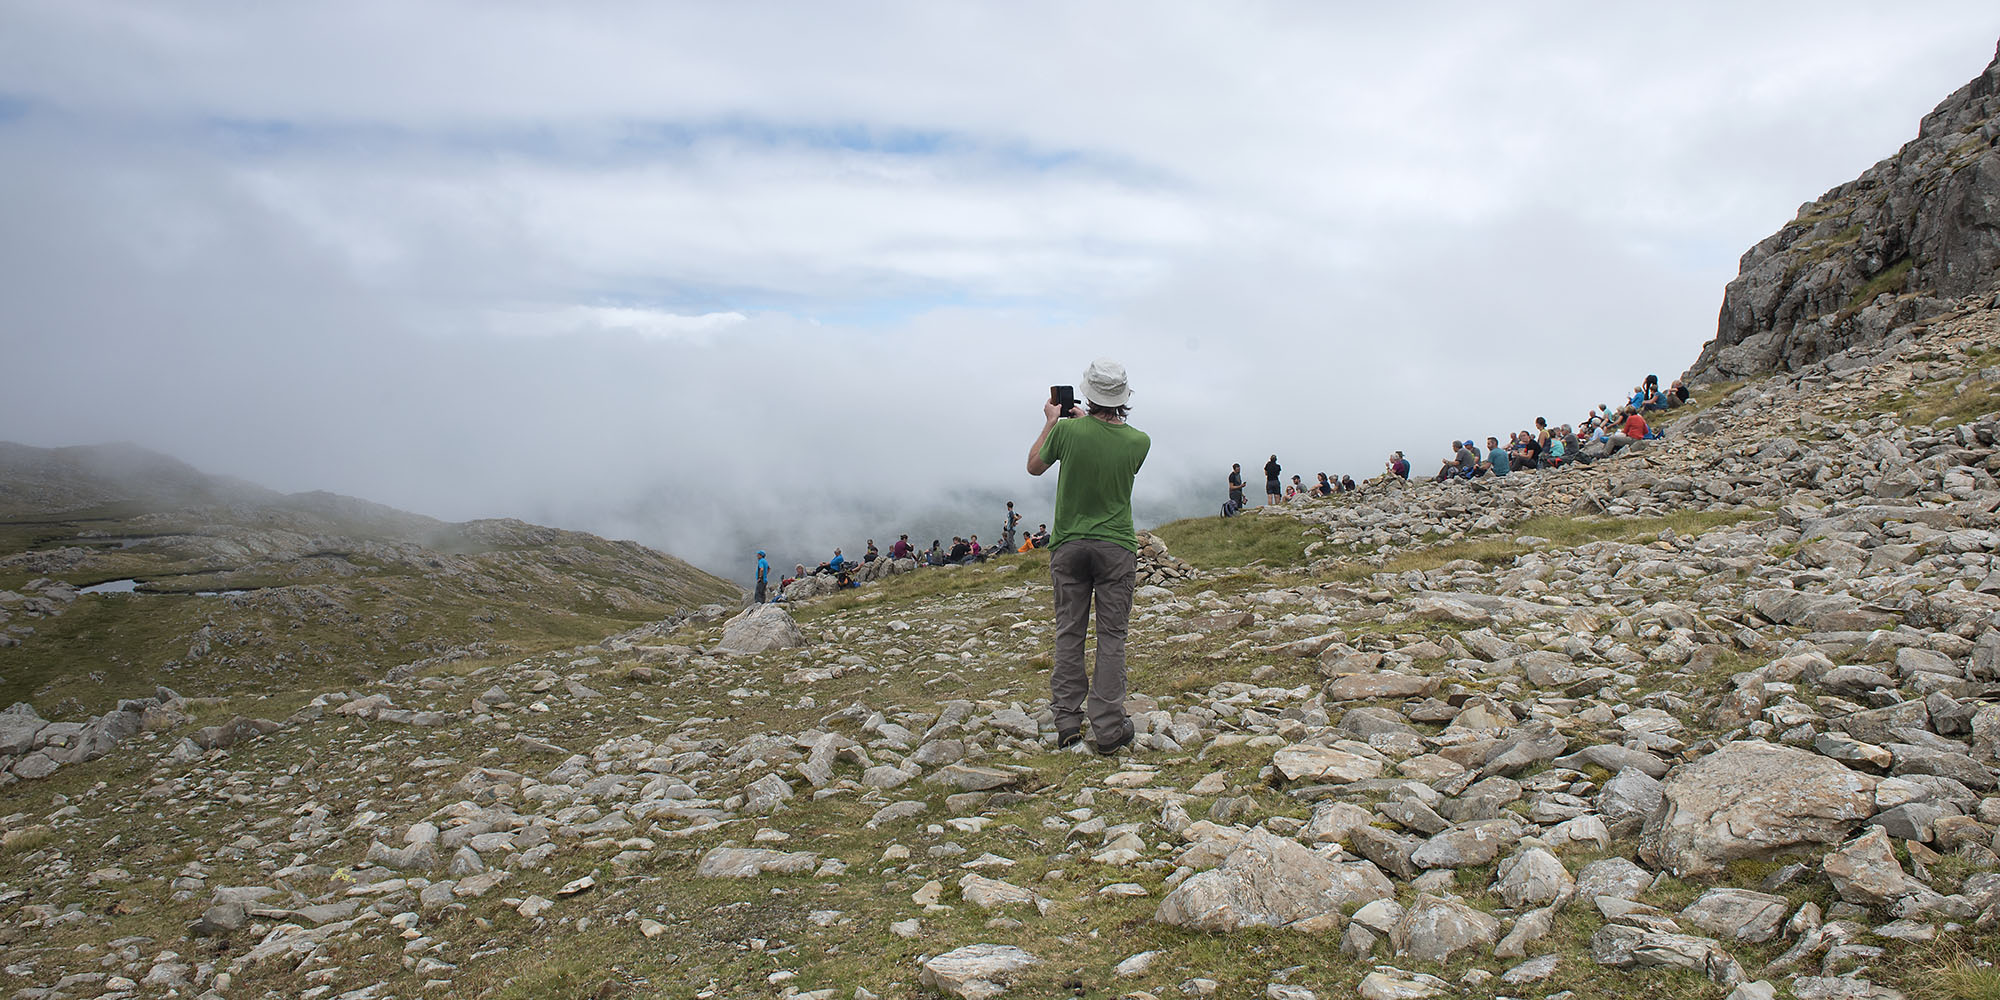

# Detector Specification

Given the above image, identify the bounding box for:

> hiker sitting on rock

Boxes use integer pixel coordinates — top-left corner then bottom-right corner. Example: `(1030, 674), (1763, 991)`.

(1482, 436), (1510, 477)
(1434, 442), (1464, 483)
(1313, 472), (1333, 497)
(1610, 406), (1649, 450)
(1032, 524), (1050, 548)
(1544, 430), (1568, 467)
(864, 539), (879, 563)
(891, 534), (912, 561)
(947, 536), (971, 563)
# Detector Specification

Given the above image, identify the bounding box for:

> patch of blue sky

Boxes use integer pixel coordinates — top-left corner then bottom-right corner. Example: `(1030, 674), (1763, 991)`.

(190, 111), (1159, 183)
(577, 284), (1091, 330)
(0, 94), (33, 125)
(612, 117), (1091, 173)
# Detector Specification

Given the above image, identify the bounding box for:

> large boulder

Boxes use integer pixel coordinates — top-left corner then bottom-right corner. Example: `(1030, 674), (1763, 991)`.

(1821, 827), (1912, 907)
(1154, 828), (1393, 932)
(1271, 744), (1384, 784)
(1679, 888), (1790, 943)
(920, 944), (1040, 1000)
(1390, 894), (1503, 963)
(715, 604), (808, 654)
(0, 703), (47, 756)
(694, 847), (819, 878)
(1640, 741), (1878, 877)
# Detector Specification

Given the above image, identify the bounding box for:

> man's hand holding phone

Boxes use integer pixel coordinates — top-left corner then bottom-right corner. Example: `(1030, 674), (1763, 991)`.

(1048, 384), (1079, 421)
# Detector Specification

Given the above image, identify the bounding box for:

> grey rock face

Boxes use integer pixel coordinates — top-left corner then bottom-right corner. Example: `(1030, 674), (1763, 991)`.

(1687, 41), (2000, 382)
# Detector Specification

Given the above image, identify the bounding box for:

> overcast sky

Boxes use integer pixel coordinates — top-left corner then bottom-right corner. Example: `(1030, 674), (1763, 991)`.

(3, 3), (1997, 581)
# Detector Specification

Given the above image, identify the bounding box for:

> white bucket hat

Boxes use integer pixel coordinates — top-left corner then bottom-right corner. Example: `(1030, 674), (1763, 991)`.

(1080, 357), (1132, 407)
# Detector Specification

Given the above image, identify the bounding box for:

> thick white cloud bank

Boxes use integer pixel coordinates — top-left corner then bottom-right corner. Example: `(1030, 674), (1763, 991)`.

(2, 3), (1997, 582)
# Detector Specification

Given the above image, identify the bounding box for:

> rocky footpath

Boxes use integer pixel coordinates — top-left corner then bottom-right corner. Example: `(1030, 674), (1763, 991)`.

(1687, 40), (2000, 382)
(2, 312), (1999, 999)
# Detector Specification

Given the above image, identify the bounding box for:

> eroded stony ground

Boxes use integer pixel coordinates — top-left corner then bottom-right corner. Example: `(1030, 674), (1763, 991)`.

(4, 306), (2000, 1000)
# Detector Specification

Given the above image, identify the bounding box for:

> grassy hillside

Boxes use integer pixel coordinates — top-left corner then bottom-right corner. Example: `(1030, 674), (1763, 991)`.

(0, 444), (740, 717)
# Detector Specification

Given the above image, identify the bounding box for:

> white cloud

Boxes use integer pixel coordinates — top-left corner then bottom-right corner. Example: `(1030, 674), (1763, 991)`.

(2, 3), (1998, 581)
(489, 305), (749, 341)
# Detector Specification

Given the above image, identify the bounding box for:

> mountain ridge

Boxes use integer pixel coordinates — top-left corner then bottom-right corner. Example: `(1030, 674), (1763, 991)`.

(1686, 39), (2000, 383)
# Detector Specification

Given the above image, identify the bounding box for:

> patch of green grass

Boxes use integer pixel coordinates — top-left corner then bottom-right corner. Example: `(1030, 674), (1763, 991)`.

(1318, 509), (1765, 584)
(1901, 935), (2000, 1000)
(1651, 377), (1747, 425)
(1846, 256), (1915, 310)
(1153, 513), (1315, 571)
(1887, 380), (2000, 427)
(793, 553), (1047, 620)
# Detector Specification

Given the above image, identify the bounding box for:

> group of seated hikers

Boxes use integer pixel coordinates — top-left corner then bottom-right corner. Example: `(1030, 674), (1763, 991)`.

(1287, 472), (1358, 500)
(1431, 374), (1688, 483)
(777, 522), (1053, 598)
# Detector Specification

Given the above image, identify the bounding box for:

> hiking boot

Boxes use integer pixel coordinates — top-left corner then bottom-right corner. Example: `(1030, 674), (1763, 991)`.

(1056, 728), (1083, 750)
(1094, 727), (1134, 756)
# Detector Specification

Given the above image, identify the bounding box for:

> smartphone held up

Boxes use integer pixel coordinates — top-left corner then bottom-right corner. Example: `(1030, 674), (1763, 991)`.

(1050, 384), (1078, 417)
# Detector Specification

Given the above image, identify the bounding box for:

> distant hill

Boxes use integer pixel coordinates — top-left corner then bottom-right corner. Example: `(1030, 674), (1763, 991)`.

(0, 441), (742, 716)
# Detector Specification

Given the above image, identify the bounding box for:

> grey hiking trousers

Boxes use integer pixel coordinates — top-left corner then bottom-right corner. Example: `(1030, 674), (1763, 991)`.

(1049, 538), (1136, 742)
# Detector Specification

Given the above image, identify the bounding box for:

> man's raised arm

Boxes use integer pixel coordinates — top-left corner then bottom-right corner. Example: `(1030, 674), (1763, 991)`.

(1027, 399), (1067, 476)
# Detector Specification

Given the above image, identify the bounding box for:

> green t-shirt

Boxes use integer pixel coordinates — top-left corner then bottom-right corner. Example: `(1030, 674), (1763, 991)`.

(1038, 416), (1150, 552)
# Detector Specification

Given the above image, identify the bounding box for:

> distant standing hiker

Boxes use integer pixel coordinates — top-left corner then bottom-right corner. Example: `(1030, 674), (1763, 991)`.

(1227, 463), (1246, 514)
(754, 550), (770, 604)
(1027, 358), (1150, 755)
(1002, 500), (1021, 552)
(1263, 455), (1281, 506)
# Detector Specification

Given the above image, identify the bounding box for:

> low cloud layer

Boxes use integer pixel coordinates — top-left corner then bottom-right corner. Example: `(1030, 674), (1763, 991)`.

(3, 4), (1997, 583)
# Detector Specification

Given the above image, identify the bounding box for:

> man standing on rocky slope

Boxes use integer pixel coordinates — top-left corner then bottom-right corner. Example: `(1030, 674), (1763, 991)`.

(1027, 359), (1151, 754)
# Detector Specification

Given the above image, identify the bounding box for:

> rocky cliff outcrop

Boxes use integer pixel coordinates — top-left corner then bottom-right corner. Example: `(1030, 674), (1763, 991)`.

(1687, 40), (2000, 383)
